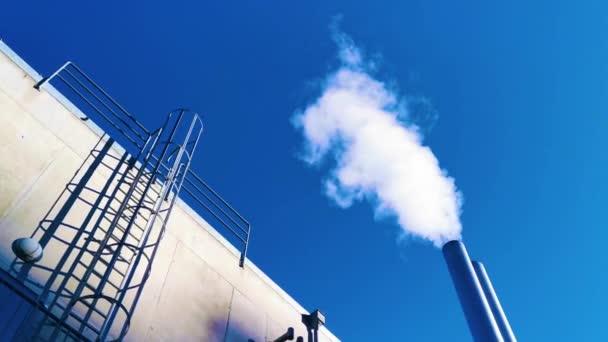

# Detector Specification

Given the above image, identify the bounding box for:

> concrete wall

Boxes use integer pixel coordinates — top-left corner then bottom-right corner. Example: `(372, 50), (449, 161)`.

(0, 41), (339, 342)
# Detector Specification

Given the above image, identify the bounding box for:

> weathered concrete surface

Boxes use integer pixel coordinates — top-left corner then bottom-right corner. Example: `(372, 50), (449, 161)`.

(0, 41), (339, 341)
(144, 242), (233, 342)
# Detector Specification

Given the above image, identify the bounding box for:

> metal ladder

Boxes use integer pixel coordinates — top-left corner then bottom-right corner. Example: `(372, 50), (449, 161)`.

(10, 61), (251, 341)
(14, 109), (202, 341)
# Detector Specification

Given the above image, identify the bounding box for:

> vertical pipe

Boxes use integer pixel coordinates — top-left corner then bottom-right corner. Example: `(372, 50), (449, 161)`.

(442, 240), (503, 342)
(472, 261), (516, 342)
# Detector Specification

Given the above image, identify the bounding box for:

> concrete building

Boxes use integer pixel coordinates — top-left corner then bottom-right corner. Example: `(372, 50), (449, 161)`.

(0, 41), (339, 342)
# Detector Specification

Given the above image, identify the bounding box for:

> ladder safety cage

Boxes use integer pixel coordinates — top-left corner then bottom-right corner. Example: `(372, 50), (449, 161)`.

(34, 61), (250, 268)
(17, 62), (252, 341)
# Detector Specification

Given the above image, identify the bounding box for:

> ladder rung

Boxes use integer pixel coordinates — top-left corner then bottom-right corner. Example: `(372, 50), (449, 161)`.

(78, 254), (128, 279)
(50, 296), (105, 336)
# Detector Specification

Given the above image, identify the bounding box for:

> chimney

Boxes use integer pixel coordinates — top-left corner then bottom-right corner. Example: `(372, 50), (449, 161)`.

(472, 261), (516, 341)
(442, 240), (503, 342)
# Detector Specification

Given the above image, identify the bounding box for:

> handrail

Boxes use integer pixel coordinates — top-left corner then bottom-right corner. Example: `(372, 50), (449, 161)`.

(149, 153), (251, 267)
(34, 62), (251, 268)
(35, 61), (150, 136)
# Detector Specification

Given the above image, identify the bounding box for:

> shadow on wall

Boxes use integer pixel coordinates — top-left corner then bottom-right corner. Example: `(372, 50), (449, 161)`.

(209, 317), (309, 342)
(208, 318), (255, 342)
(209, 318), (299, 342)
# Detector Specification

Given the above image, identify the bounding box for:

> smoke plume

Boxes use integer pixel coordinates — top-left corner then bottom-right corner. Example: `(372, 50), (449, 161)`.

(293, 30), (463, 247)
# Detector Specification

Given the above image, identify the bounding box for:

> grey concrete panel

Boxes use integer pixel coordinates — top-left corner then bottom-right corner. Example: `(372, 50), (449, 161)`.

(144, 242), (232, 341)
(0, 88), (64, 218)
(225, 289), (266, 342)
(126, 233), (178, 341)
(266, 317), (290, 342)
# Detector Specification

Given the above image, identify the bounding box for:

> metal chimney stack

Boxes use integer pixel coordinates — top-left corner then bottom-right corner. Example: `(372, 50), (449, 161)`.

(442, 240), (507, 342)
(472, 261), (516, 341)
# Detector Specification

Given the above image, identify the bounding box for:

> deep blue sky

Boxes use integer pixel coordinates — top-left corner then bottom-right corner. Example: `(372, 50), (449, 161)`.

(2, 1), (607, 340)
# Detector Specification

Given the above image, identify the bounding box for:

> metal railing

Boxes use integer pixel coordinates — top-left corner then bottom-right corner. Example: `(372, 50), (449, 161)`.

(34, 61), (251, 267)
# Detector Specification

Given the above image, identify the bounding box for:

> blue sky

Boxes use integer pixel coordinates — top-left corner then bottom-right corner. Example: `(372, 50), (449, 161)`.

(2, 1), (608, 340)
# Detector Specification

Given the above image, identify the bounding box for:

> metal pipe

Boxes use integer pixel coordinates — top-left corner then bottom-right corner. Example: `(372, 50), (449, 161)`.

(442, 240), (503, 342)
(472, 261), (516, 342)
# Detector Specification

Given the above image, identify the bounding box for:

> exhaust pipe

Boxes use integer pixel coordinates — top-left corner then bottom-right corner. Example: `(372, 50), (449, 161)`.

(472, 261), (516, 341)
(442, 240), (503, 342)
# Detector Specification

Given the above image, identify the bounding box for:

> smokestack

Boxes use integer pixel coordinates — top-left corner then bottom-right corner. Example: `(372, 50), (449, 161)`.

(442, 240), (503, 342)
(472, 261), (516, 341)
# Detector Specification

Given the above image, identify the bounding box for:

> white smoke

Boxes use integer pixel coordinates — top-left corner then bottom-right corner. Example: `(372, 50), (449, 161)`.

(293, 30), (463, 247)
